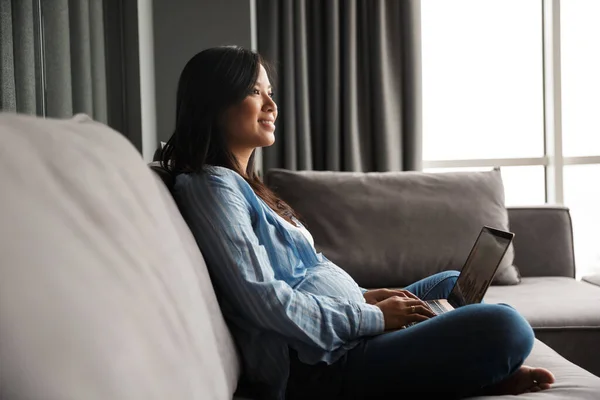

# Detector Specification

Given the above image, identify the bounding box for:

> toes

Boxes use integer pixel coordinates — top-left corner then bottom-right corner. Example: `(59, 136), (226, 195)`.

(531, 368), (556, 384)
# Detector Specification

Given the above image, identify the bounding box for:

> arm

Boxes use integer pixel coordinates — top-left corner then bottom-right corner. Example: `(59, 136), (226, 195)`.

(175, 172), (384, 351)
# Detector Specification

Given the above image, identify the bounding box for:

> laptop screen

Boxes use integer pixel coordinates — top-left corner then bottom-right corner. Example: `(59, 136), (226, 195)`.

(447, 227), (514, 308)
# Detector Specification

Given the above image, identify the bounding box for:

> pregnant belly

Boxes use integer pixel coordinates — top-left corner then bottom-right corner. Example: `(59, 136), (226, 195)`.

(295, 262), (365, 303)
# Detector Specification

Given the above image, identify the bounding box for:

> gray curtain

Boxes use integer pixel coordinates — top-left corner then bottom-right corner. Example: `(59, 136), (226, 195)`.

(257, 0), (422, 172)
(0, 0), (107, 122)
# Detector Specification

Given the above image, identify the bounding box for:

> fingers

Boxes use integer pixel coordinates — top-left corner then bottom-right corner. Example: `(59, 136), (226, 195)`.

(384, 296), (436, 316)
(402, 304), (435, 318)
(402, 290), (420, 300)
(387, 289), (419, 300)
(413, 304), (436, 318)
(392, 298), (436, 318)
(401, 298), (435, 314)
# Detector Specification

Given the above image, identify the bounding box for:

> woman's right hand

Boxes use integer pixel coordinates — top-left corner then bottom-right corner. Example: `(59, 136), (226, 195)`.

(374, 296), (436, 331)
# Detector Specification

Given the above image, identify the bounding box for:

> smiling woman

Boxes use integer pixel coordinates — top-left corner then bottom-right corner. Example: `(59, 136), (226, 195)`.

(157, 46), (555, 400)
(159, 46), (298, 225)
(219, 64), (278, 168)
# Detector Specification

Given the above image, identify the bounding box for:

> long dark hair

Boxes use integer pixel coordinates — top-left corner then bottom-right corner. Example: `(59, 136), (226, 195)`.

(160, 46), (298, 224)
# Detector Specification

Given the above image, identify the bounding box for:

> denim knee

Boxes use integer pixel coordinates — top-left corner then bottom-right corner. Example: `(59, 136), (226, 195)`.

(431, 270), (460, 289)
(479, 304), (534, 362)
(420, 270), (460, 299)
(438, 270), (461, 280)
(435, 270), (460, 289)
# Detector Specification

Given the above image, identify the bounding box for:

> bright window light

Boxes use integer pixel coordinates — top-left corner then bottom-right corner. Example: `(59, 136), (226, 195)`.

(421, 0), (544, 161)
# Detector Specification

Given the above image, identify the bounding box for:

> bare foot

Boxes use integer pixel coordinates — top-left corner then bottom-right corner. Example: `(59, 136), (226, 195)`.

(485, 366), (555, 395)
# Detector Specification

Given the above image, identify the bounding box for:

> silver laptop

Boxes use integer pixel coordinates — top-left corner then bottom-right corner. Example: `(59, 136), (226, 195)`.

(426, 226), (515, 315)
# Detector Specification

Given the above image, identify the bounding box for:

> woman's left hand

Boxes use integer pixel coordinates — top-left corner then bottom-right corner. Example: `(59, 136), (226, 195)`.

(363, 288), (420, 305)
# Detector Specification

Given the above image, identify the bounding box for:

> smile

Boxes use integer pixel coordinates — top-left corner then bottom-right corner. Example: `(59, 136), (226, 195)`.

(258, 120), (275, 127)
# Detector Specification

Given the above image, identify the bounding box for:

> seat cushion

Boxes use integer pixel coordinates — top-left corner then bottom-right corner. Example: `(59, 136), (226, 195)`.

(485, 277), (600, 377)
(0, 113), (239, 399)
(235, 340), (600, 399)
(469, 339), (600, 399)
(485, 277), (600, 328)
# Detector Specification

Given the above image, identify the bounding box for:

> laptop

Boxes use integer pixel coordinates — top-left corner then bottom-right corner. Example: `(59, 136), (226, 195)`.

(425, 226), (515, 315)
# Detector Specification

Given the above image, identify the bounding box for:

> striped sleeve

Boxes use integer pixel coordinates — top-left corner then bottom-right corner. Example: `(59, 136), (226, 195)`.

(175, 172), (384, 350)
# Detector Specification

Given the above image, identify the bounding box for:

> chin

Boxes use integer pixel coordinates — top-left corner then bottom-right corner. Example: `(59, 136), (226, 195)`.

(259, 133), (275, 147)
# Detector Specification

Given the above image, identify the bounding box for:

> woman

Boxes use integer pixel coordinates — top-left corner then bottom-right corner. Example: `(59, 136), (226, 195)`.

(161, 46), (554, 399)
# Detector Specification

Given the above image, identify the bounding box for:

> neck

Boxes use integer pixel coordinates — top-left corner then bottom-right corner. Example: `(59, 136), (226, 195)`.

(232, 148), (254, 177)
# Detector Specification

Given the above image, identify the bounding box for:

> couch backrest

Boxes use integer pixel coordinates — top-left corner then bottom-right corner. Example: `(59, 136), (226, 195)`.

(507, 206), (576, 278)
(265, 168), (577, 285)
(0, 113), (239, 400)
(266, 168), (522, 287)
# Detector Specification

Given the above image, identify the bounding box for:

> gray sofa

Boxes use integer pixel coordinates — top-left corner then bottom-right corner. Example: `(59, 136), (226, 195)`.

(1, 113), (600, 400)
(264, 170), (600, 382)
(486, 207), (600, 379)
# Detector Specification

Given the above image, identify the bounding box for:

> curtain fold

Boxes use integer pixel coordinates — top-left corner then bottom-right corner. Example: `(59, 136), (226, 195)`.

(43, 0), (74, 117)
(89, 0), (107, 123)
(13, 0), (37, 114)
(257, 0), (422, 172)
(0, 0), (108, 122)
(1, 0), (16, 111)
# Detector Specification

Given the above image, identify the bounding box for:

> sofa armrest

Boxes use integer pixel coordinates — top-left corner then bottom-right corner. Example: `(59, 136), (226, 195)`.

(507, 206), (576, 278)
(583, 274), (600, 287)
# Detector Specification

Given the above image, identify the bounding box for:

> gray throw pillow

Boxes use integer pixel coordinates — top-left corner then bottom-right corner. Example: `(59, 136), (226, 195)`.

(266, 168), (521, 288)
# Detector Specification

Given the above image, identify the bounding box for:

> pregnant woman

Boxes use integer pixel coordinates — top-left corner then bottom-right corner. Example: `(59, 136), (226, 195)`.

(160, 46), (555, 400)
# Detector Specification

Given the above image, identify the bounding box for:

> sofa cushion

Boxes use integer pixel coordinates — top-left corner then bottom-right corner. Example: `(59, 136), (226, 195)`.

(485, 277), (600, 377)
(0, 113), (239, 400)
(485, 277), (600, 331)
(266, 168), (520, 288)
(507, 206), (576, 278)
(469, 339), (600, 400)
(233, 339), (600, 400)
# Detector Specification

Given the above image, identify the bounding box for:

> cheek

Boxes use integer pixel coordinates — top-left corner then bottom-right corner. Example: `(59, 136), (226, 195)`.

(241, 107), (258, 127)
(224, 106), (256, 141)
(235, 103), (260, 135)
(223, 99), (266, 144)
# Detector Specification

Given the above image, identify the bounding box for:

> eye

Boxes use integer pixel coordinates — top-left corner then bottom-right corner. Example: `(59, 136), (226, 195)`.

(269, 92), (275, 98)
(252, 89), (260, 95)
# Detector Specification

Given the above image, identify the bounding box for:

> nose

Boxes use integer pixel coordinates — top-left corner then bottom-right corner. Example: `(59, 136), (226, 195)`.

(263, 95), (277, 114)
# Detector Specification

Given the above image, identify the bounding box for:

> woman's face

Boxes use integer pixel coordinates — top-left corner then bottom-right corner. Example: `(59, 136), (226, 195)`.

(221, 64), (277, 153)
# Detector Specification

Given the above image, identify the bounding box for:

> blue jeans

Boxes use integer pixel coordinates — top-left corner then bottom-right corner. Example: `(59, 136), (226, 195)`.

(286, 271), (535, 399)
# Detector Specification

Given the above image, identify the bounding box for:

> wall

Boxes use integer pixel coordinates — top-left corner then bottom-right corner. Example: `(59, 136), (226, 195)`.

(152, 0), (253, 143)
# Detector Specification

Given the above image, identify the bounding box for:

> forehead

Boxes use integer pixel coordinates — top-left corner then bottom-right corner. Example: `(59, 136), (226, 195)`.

(255, 64), (271, 85)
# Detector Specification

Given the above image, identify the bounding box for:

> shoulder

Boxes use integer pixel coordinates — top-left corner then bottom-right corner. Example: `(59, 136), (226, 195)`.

(174, 166), (255, 203)
(175, 165), (240, 186)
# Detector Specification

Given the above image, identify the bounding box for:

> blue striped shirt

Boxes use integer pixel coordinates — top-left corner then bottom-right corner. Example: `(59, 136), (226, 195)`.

(173, 166), (385, 399)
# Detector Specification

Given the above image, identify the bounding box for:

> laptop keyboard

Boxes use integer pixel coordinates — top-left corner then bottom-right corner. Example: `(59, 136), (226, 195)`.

(427, 300), (448, 315)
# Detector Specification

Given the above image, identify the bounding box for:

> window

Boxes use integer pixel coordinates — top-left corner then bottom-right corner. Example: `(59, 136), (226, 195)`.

(564, 165), (600, 278)
(561, 0), (600, 157)
(422, 0), (544, 162)
(560, 0), (600, 278)
(422, 0), (600, 278)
